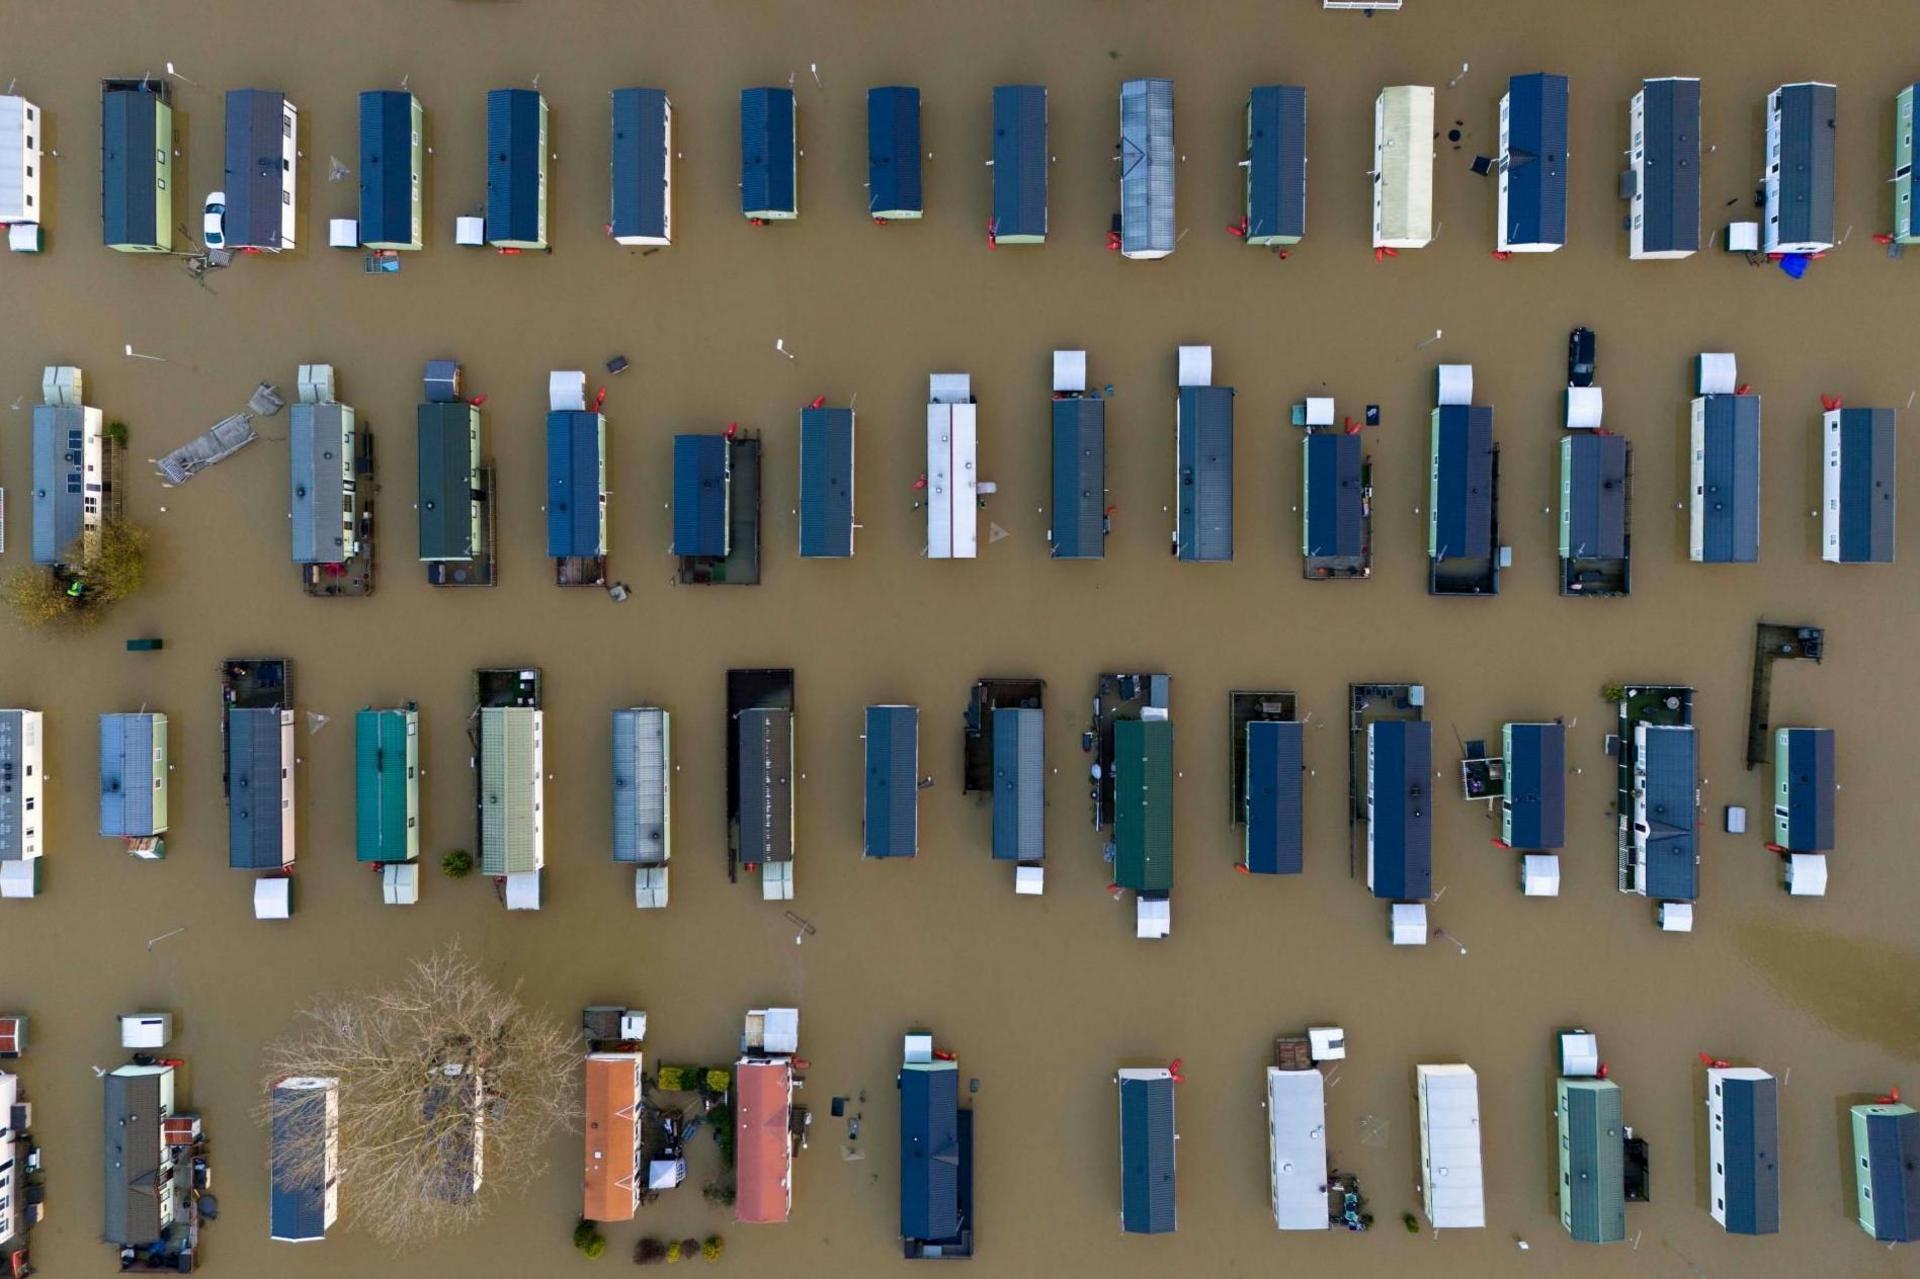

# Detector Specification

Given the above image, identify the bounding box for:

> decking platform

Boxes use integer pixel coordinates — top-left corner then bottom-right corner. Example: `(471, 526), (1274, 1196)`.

(1745, 622), (1823, 769)
(1346, 683), (1423, 876)
(677, 435), (762, 586)
(1086, 672), (1169, 834)
(1429, 446), (1501, 596)
(961, 677), (1045, 795)
(1609, 684), (1693, 891)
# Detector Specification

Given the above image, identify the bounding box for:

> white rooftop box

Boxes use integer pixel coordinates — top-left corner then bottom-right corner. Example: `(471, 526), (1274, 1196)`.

(328, 218), (359, 248)
(1436, 364), (1473, 407)
(42, 365), (82, 407)
(929, 372), (972, 404)
(1308, 1027), (1347, 1062)
(1725, 222), (1760, 253)
(296, 363), (336, 405)
(1391, 901), (1428, 945)
(1521, 853), (1561, 897)
(1304, 397), (1336, 427)
(903, 1033), (934, 1064)
(635, 864), (669, 909)
(1785, 852), (1827, 897)
(1053, 350), (1087, 394)
(1658, 902), (1694, 932)
(455, 215), (485, 246)
(1136, 896), (1171, 939)
(382, 862), (420, 905)
(761, 861), (793, 901)
(1697, 353), (1737, 396)
(1725, 806), (1747, 835)
(1014, 864), (1045, 895)
(1565, 386), (1603, 429)
(1559, 1031), (1600, 1077)
(120, 1012), (173, 1049)
(749, 1007), (800, 1056)
(647, 1158), (687, 1190)
(620, 1010), (648, 1041)
(253, 876), (293, 920)
(0, 862), (37, 899)
(1177, 345), (1213, 388)
(548, 370), (587, 412)
(505, 870), (541, 910)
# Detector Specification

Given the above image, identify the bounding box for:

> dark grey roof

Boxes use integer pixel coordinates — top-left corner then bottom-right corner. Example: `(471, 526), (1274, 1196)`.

(101, 80), (169, 249)
(991, 706), (1044, 861)
(1639, 725), (1697, 900)
(485, 88), (544, 244)
(417, 401), (479, 560)
(1503, 73), (1568, 247)
(991, 85), (1047, 239)
(1050, 397), (1106, 559)
(1369, 720), (1431, 900)
(1719, 1074), (1780, 1235)
(1861, 1107), (1920, 1242)
(290, 403), (351, 565)
(102, 1069), (166, 1246)
(1119, 1074), (1177, 1234)
(30, 404), (92, 566)
(358, 90), (418, 247)
(1303, 432), (1363, 557)
(421, 1070), (481, 1204)
(1698, 395), (1761, 563)
(228, 706), (290, 870)
(1503, 723), (1565, 849)
(739, 708), (792, 864)
(1780, 727), (1835, 851)
(1246, 85), (1306, 241)
(1835, 407), (1895, 562)
(1176, 385), (1234, 562)
(1432, 405), (1494, 561)
(1772, 83), (1836, 247)
(1563, 432), (1627, 559)
(223, 89), (291, 249)
(1639, 78), (1700, 254)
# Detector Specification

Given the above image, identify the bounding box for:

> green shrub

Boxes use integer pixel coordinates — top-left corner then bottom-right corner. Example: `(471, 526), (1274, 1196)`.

(441, 849), (473, 879)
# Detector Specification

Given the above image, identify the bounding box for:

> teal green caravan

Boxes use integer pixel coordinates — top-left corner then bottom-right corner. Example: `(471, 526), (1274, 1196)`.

(355, 706), (419, 863)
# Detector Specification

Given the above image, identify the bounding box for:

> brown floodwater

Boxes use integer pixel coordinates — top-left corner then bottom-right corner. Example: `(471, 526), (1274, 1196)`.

(4, 1), (1919, 1275)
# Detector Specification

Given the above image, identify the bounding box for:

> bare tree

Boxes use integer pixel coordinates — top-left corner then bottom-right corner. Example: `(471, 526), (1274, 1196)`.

(261, 944), (581, 1245)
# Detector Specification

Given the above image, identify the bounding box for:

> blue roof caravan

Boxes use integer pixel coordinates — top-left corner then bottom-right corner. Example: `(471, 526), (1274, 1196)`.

(741, 87), (797, 221)
(1627, 78), (1699, 259)
(1706, 1065), (1780, 1235)
(673, 434), (731, 561)
(1772, 726), (1835, 854)
(864, 706), (919, 859)
(1117, 1067), (1177, 1234)
(1498, 73), (1568, 252)
(1367, 719), (1432, 903)
(1559, 431), (1631, 596)
(1049, 350), (1107, 560)
(610, 87), (671, 246)
(963, 676), (1047, 894)
(1689, 353), (1761, 564)
(1300, 392), (1371, 580)
(359, 90), (423, 250)
(1119, 79), (1175, 259)
(1821, 406), (1895, 563)
(1175, 346), (1233, 562)
(31, 365), (104, 567)
(269, 1076), (339, 1243)
(1245, 85), (1306, 246)
(1850, 1098), (1920, 1242)
(546, 372), (608, 586)
(227, 706), (294, 871)
(900, 1032), (973, 1258)
(1501, 723), (1565, 850)
(1429, 364), (1500, 595)
(991, 85), (1047, 244)
(100, 712), (168, 857)
(1244, 718), (1303, 875)
(1765, 82), (1836, 254)
(100, 78), (173, 252)
(799, 404), (855, 558)
(288, 364), (360, 568)
(485, 88), (548, 249)
(868, 87), (922, 221)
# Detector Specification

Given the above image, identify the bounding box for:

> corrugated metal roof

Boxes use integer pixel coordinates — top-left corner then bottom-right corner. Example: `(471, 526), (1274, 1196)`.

(1860, 1107), (1920, 1242)
(228, 706), (290, 870)
(31, 404), (93, 565)
(1304, 432), (1364, 557)
(1050, 397), (1106, 559)
(1719, 1074), (1780, 1235)
(735, 1060), (792, 1223)
(270, 1081), (336, 1242)
(223, 89), (290, 249)
(900, 1063), (960, 1241)
(1835, 407), (1895, 562)
(1431, 406), (1494, 561)
(1562, 433), (1627, 559)
(417, 402), (479, 560)
(1267, 1067), (1327, 1229)
(485, 88), (545, 244)
(1374, 86), (1433, 246)
(1114, 718), (1173, 893)
(673, 434), (730, 559)
(101, 83), (167, 248)
(1780, 727), (1834, 851)
(1119, 79), (1175, 256)
(355, 708), (417, 863)
(546, 410), (605, 559)
(739, 708), (793, 864)
(992, 706), (1044, 861)
(583, 1054), (641, 1223)
(1559, 1080), (1626, 1243)
(799, 406), (854, 558)
(1245, 720), (1303, 874)
(740, 87), (796, 216)
(480, 707), (541, 875)
(1503, 723), (1565, 850)
(1246, 85), (1307, 242)
(1177, 385), (1235, 562)
(610, 88), (669, 241)
(1119, 1073), (1177, 1234)
(867, 86), (921, 216)
(0, 710), (31, 861)
(1698, 395), (1761, 563)
(1639, 725), (1697, 900)
(359, 91), (418, 248)
(290, 402), (352, 565)
(1368, 720), (1431, 900)
(611, 708), (669, 865)
(100, 712), (165, 839)
(1773, 83), (1836, 247)
(1638, 78), (1700, 254)
(102, 1067), (167, 1245)
(864, 706), (918, 859)
(991, 85), (1047, 240)
(1504, 73), (1568, 247)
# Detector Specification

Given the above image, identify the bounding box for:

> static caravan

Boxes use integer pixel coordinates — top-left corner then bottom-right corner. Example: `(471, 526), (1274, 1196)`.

(290, 399), (357, 565)
(864, 705), (918, 859)
(1113, 718), (1174, 902)
(355, 706), (419, 863)
(738, 707), (794, 899)
(31, 400), (104, 566)
(612, 708), (670, 907)
(0, 96), (42, 226)
(741, 87), (797, 221)
(1119, 78), (1175, 259)
(1118, 1068), (1177, 1234)
(867, 86), (922, 221)
(1689, 393), (1761, 563)
(900, 1035), (968, 1254)
(1707, 1067), (1780, 1235)
(359, 90), (424, 251)
(1501, 723), (1565, 850)
(1050, 349), (1107, 559)
(1417, 1064), (1485, 1228)
(99, 711), (167, 850)
(1302, 432), (1364, 565)
(1559, 432), (1630, 595)
(101, 79), (173, 252)
(1557, 1078), (1626, 1243)
(1498, 73), (1568, 252)
(269, 1076), (340, 1242)
(418, 399), (482, 562)
(1773, 726), (1834, 853)
(102, 1064), (177, 1247)
(1897, 87), (1919, 246)
(479, 707), (543, 877)
(734, 1058), (795, 1223)
(421, 1064), (485, 1203)
(1367, 720), (1431, 900)
(991, 85), (1047, 243)
(1822, 406), (1895, 563)
(224, 90), (297, 252)
(992, 706), (1044, 864)
(1850, 1101), (1920, 1242)
(1267, 1065), (1327, 1230)
(610, 87), (671, 246)
(1245, 85), (1306, 246)
(1175, 346), (1234, 563)
(227, 706), (294, 871)
(546, 409), (608, 560)
(1764, 83), (1836, 254)
(1372, 86), (1433, 249)
(1428, 379), (1498, 594)
(799, 405), (855, 558)
(673, 434), (731, 560)
(485, 88), (548, 249)
(0, 711), (44, 873)
(583, 1053), (644, 1223)
(1628, 78), (1700, 258)
(1630, 723), (1697, 900)
(926, 374), (978, 559)
(1244, 720), (1303, 875)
